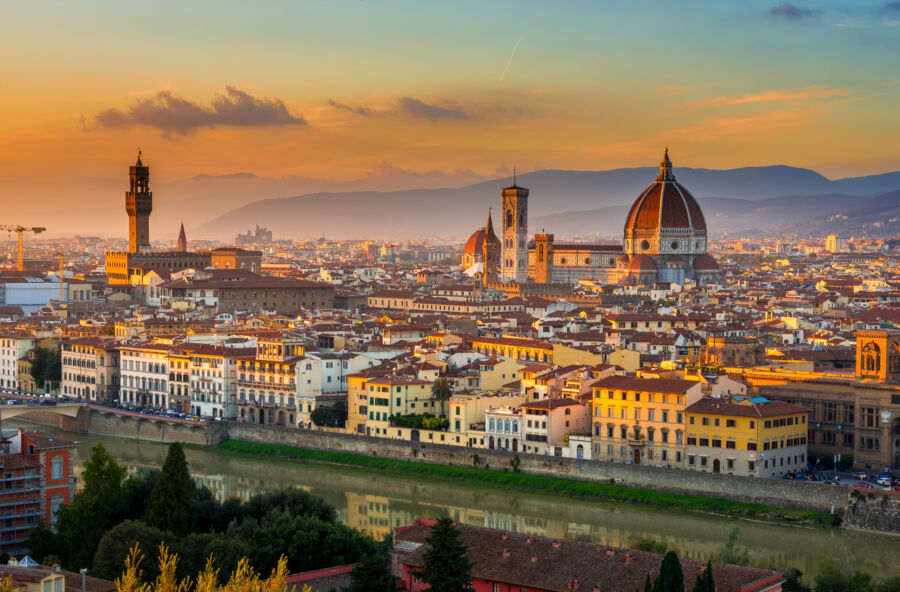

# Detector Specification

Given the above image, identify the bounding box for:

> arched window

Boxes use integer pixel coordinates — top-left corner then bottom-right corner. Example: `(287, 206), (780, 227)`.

(506, 210), (513, 228)
(51, 456), (63, 480)
(512, 421), (518, 433)
(504, 419), (511, 432)
(50, 494), (65, 525)
(538, 245), (544, 262)
(489, 418), (495, 431)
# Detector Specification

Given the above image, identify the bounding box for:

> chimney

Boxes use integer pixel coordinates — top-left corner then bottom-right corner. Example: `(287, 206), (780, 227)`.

(501, 549), (510, 558)
(552, 539), (561, 548)
(625, 555), (633, 565)
(526, 535), (534, 543)
(501, 532), (509, 540)
(530, 555), (538, 563)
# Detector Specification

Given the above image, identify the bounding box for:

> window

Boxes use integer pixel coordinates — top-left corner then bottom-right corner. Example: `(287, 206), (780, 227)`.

(701, 417), (709, 426)
(51, 456), (63, 480)
(748, 461), (756, 472)
(726, 419), (736, 428)
(727, 459), (734, 470)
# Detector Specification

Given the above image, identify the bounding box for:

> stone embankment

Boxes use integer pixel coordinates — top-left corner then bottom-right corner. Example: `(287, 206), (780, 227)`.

(18, 404), (900, 533)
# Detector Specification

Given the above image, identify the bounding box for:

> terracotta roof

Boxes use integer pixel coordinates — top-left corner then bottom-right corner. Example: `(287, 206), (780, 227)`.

(693, 253), (720, 271)
(628, 255), (658, 272)
(686, 397), (810, 418)
(624, 161), (706, 232)
(595, 375), (699, 394)
(393, 519), (781, 592)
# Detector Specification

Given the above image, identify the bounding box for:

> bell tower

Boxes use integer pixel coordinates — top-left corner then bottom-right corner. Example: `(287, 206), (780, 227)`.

(126, 150), (152, 254)
(501, 174), (529, 283)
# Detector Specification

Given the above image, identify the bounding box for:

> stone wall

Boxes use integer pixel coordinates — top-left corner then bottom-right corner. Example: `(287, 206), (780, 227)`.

(222, 422), (849, 514)
(841, 491), (900, 533)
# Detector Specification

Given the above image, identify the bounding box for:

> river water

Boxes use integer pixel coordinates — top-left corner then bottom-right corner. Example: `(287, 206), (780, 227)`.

(17, 422), (899, 579)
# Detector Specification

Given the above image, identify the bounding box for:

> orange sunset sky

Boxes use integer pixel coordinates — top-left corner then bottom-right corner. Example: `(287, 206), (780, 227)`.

(1, 1), (899, 236)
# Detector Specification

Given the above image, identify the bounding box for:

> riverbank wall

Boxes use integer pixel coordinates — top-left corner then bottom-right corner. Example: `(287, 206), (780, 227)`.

(20, 405), (888, 528)
(220, 421), (848, 514)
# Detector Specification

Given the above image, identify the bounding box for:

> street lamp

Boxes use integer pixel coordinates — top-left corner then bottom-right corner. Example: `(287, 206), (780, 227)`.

(80, 568), (87, 592)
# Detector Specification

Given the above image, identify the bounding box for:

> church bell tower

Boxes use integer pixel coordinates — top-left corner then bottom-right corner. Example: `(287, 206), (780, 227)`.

(501, 176), (529, 283)
(126, 150), (152, 254)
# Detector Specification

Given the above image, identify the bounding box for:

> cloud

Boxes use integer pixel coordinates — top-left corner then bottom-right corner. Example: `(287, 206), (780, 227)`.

(714, 86), (849, 105)
(887, 1), (900, 9)
(90, 87), (306, 135)
(397, 97), (471, 121)
(769, 2), (814, 18)
(328, 99), (371, 116)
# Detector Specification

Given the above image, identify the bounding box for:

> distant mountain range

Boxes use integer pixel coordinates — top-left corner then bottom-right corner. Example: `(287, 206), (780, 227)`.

(198, 166), (900, 240)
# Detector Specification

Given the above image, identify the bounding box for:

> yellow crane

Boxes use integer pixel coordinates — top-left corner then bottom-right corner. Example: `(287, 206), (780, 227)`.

(0, 225), (46, 271)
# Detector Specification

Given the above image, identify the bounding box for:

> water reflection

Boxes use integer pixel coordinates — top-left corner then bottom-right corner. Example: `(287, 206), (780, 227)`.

(27, 422), (899, 579)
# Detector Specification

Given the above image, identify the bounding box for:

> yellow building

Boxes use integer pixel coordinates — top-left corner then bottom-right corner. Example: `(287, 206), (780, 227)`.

(590, 376), (704, 467)
(364, 376), (435, 436)
(470, 337), (554, 364)
(685, 396), (809, 477)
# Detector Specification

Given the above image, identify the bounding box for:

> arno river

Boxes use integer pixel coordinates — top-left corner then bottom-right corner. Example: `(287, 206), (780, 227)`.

(18, 422), (899, 579)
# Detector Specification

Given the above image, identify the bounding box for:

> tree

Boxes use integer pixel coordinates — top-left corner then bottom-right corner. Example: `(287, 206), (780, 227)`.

(652, 551), (684, 592)
(692, 562), (715, 592)
(347, 553), (395, 592)
(415, 517), (473, 592)
(30, 346), (61, 390)
(145, 443), (195, 536)
(431, 378), (453, 418)
(783, 567), (810, 592)
(51, 442), (130, 568)
(93, 521), (171, 581)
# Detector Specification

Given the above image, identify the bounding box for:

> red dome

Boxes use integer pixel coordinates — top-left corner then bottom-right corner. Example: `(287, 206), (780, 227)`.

(628, 254), (657, 272)
(692, 253), (720, 271)
(463, 228), (486, 256)
(625, 152), (706, 232)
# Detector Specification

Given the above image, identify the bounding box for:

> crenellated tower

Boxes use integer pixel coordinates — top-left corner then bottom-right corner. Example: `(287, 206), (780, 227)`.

(126, 151), (152, 254)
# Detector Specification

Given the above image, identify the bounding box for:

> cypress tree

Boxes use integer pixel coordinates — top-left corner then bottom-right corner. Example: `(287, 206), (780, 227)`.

(653, 551), (685, 592)
(145, 442), (195, 535)
(692, 562), (715, 592)
(644, 572), (653, 592)
(347, 552), (395, 592)
(415, 516), (474, 592)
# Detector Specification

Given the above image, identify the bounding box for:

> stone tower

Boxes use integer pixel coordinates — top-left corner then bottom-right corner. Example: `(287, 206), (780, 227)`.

(533, 233), (554, 284)
(481, 209), (500, 285)
(501, 177), (529, 283)
(177, 222), (187, 252)
(126, 151), (152, 254)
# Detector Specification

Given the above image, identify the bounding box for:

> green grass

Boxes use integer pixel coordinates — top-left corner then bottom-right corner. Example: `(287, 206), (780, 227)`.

(217, 439), (837, 527)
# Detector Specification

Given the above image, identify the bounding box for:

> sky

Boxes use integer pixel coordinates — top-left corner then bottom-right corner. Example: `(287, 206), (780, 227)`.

(1, 0), (899, 235)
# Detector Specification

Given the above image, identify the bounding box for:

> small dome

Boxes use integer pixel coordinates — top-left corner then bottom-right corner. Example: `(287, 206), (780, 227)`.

(464, 228), (486, 256)
(628, 254), (657, 272)
(692, 253), (720, 271)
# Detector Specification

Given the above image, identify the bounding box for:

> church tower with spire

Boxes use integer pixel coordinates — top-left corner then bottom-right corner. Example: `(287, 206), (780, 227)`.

(126, 151), (152, 254)
(176, 223), (187, 252)
(500, 172), (529, 283)
(481, 209), (500, 285)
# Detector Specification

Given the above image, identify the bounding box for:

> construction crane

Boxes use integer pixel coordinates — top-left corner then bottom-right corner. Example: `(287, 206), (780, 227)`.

(0, 225), (46, 271)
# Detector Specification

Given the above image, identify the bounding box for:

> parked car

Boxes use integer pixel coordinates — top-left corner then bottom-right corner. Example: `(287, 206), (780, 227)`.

(782, 473), (797, 480)
(854, 481), (875, 489)
(875, 473), (894, 486)
(821, 474), (840, 485)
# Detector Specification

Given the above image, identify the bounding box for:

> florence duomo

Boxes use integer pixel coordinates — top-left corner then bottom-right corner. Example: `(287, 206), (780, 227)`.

(462, 149), (721, 288)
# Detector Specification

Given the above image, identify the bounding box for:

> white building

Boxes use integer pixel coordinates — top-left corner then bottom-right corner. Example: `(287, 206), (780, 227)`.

(119, 342), (172, 408)
(295, 352), (380, 425)
(522, 398), (591, 456)
(0, 335), (34, 390)
(60, 337), (119, 400)
(0, 278), (66, 314)
(484, 406), (523, 452)
(187, 345), (248, 419)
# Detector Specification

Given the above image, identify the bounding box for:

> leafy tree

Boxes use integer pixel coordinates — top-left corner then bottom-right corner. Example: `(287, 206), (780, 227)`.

(431, 378), (453, 418)
(874, 577), (900, 592)
(783, 567), (811, 592)
(636, 536), (667, 554)
(310, 400), (348, 428)
(50, 442), (130, 568)
(652, 551), (684, 592)
(24, 518), (56, 564)
(92, 520), (171, 581)
(30, 346), (62, 390)
(692, 562), (715, 592)
(347, 552), (396, 592)
(415, 516), (474, 592)
(145, 443), (195, 536)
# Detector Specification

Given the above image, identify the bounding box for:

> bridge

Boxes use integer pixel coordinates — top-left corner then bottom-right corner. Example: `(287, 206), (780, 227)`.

(0, 403), (85, 422)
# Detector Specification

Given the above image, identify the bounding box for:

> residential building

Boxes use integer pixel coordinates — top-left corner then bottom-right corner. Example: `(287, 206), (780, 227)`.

(0, 429), (77, 552)
(521, 398), (590, 456)
(119, 342), (172, 408)
(1, 336), (35, 392)
(236, 333), (302, 426)
(590, 376), (704, 466)
(685, 396), (809, 477)
(60, 337), (119, 401)
(364, 376), (434, 437)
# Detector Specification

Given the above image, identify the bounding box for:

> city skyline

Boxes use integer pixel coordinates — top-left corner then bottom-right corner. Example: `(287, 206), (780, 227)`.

(2, 1), (900, 234)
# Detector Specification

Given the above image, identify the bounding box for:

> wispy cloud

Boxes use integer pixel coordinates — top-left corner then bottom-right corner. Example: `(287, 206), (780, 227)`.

(499, 35), (523, 82)
(769, 2), (815, 19)
(397, 97), (471, 121)
(90, 87), (306, 136)
(886, 1), (900, 9)
(328, 99), (371, 116)
(713, 86), (849, 105)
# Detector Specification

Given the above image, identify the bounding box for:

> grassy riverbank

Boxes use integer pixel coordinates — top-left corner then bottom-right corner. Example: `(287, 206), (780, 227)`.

(217, 439), (838, 527)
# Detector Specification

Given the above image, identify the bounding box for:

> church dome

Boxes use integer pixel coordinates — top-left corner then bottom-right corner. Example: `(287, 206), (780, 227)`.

(624, 150), (706, 233)
(464, 228), (486, 257)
